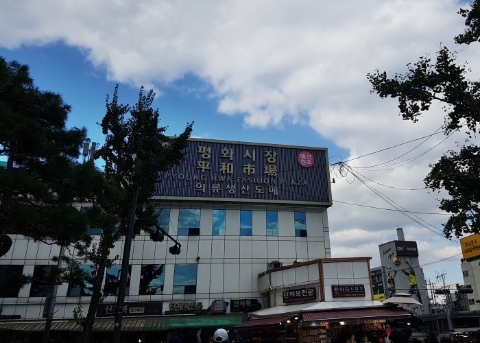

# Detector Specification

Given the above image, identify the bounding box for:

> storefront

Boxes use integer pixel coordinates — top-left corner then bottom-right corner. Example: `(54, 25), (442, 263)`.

(233, 306), (412, 343)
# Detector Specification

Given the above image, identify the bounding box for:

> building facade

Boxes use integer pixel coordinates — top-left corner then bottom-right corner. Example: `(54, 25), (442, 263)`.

(377, 229), (430, 316)
(0, 139), (332, 332)
(460, 234), (480, 311)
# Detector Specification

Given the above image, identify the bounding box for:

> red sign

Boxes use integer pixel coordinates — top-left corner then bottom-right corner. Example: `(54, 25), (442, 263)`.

(297, 151), (314, 168)
(331, 285), (366, 298)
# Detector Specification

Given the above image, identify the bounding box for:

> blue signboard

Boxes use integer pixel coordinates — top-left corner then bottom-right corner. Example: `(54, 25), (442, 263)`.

(154, 139), (332, 206)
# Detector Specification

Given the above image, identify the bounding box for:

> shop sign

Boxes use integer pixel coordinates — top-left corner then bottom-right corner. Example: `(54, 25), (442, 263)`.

(283, 287), (316, 303)
(166, 301), (204, 314)
(96, 302), (162, 317)
(394, 241), (419, 257)
(210, 299), (227, 314)
(231, 299), (262, 313)
(332, 285), (366, 298)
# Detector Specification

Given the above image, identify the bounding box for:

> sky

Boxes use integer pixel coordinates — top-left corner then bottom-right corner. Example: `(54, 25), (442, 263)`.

(1, 0), (478, 292)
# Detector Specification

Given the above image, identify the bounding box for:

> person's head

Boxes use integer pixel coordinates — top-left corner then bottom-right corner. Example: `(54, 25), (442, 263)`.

(390, 329), (408, 343)
(213, 329), (229, 343)
(337, 330), (356, 343)
(440, 338), (452, 343)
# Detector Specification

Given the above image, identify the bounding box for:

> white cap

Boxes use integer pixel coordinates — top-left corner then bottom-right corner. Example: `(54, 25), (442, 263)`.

(213, 329), (229, 343)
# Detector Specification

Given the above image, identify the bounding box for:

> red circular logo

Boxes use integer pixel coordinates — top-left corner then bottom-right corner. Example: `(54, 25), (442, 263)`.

(297, 151), (314, 168)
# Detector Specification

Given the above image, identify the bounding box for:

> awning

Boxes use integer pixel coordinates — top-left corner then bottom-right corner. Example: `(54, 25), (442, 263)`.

(235, 316), (293, 328)
(167, 315), (244, 329)
(0, 317), (169, 332)
(302, 307), (411, 324)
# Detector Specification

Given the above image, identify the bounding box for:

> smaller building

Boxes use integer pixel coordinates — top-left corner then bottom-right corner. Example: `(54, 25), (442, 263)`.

(460, 234), (480, 310)
(236, 258), (412, 343)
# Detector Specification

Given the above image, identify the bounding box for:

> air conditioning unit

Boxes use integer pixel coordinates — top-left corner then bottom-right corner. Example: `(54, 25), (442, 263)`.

(270, 261), (282, 268)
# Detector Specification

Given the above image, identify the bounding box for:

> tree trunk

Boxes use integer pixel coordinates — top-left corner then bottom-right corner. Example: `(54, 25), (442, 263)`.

(79, 236), (112, 343)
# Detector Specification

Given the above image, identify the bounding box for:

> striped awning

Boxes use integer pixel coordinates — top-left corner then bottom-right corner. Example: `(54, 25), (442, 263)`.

(0, 317), (168, 332)
(302, 307), (411, 324)
(235, 316), (293, 328)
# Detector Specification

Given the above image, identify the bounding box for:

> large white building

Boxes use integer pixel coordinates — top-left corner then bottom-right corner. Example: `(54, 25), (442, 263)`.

(0, 139), (333, 335)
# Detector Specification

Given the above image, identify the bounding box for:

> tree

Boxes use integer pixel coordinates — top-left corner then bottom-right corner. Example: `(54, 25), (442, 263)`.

(367, 1), (480, 238)
(0, 57), (90, 245)
(76, 85), (193, 343)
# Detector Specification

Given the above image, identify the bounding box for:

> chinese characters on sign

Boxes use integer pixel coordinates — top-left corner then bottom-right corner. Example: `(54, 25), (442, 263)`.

(461, 234), (480, 260)
(331, 285), (366, 298)
(155, 140), (331, 205)
(166, 301), (204, 314)
(230, 299), (262, 313)
(96, 302), (162, 317)
(282, 287), (317, 303)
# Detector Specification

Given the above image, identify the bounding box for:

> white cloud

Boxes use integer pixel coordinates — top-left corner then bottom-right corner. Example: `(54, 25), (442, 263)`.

(0, 0), (474, 285)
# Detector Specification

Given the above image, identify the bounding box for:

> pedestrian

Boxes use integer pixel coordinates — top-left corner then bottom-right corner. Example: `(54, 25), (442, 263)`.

(211, 328), (230, 343)
(337, 330), (357, 343)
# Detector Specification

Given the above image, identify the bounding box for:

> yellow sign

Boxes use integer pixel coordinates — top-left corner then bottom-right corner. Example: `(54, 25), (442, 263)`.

(374, 293), (386, 302)
(460, 234), (480, 260)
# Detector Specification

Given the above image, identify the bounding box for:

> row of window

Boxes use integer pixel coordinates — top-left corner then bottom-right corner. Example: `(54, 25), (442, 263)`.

(0, 264), (197, 298)
(87, 209), (309, 237)
(164, 209), (306, 237)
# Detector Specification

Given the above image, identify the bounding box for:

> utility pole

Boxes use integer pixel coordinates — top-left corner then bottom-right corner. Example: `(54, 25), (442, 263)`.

(436, 272), (453, 331)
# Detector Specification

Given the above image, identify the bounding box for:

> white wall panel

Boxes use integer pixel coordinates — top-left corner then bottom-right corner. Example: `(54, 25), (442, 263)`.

(36, 243), (52, 260)
(307, 263), (320, 281)
(252, 240), (267, 259)
(211, 238), (225, 260)
(11, 238), (28, 260)
(239, 263), (253, 294)
(25, 241), (39, 261)
(279, 240), (296, 260)
(142, 240), (156, 260)
(353, 261), (369, 278)
(129, 265), (141, 295)
(169, 208), (179, 233)
(295, 240), (309, 260)
(209, 264), (224, 294)
(266, 241), (279, 260)
(196, 264), (211, 294)
(186, 239), (200, 260)
(282, 269), (296, 288)
(200, 208), (213, 236)
(323, 262), (338, 280)
(163, 264), (174, 295)
(295, 265), (310, 285)
(132, 240), (144, 261)
(198, 239), (212, 259)
(337, 262), (354, 279)
(278, 211), (292, 237)
(239, 239), (252, 259)
(225, 209), (239, 236)
(223, 264), (240, 293)
(307, 212), (323, 238)
(252, 210), (265, 236)
(307, 241), (325, 260)
(225, 239), (239, 259)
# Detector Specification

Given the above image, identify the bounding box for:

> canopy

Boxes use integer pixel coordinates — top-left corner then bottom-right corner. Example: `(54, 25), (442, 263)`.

(302, 307), (411, 324)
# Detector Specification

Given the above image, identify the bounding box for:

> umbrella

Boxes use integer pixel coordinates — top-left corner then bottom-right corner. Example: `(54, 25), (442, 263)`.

(383, 293), (422, 305)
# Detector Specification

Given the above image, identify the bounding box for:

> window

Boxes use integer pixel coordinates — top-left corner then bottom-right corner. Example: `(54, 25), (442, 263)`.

(67, 265), (95, 297)
(178, 209), (200, 236)
(156, 208), (170, 234)
(294, 211), (307, 237)
(29, 265), (57, 297)
(0, 265), (24, 297)
(213, 209), (226, 236)
(240, 210), (252, 236)
(463, 270), (469, 277)
(139, 264), (165, 295)
(104, 265), (131, 296)
(81, 206), (102, 235)
(266, 210), (278, 236)
(173, 264), (198, 294)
